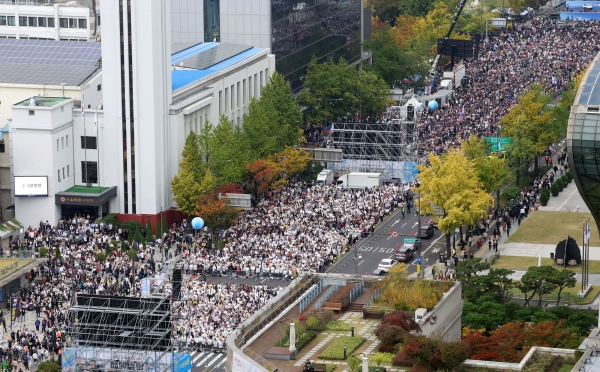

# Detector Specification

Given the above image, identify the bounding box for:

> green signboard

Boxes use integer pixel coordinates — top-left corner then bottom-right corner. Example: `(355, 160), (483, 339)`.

(404, 238), (417, 244)
(485, 137), (511, 152)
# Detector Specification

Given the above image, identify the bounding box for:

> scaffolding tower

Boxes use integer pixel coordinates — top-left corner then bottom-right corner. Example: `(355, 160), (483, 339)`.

(328, 96), (423, 180)
(63, 261), (183, 372)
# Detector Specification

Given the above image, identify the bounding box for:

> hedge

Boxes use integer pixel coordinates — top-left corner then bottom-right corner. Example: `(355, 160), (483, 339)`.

(319, 336), (365, 360)
(325, 320), (352, 331)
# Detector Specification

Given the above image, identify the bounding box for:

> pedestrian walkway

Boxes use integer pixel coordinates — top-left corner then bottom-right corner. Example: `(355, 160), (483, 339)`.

(189, 350), (226, 371)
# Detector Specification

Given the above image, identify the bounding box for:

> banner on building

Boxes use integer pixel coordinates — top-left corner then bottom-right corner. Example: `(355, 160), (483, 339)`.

(10, 297), (20, 322)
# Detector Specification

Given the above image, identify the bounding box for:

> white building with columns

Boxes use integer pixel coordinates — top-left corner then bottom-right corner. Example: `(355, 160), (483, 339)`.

(9, 0), (273, 227)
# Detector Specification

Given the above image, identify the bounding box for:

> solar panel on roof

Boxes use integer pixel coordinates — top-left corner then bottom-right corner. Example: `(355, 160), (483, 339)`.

(178, 43), (252, 70)
(0, 39), (101, 66)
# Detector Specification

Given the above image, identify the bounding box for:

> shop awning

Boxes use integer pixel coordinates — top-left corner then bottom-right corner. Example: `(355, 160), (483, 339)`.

(55, 185), (117, 207)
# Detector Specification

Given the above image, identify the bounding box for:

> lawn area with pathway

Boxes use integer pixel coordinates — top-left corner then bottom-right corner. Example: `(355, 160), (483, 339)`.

(507, 211), (600, 246)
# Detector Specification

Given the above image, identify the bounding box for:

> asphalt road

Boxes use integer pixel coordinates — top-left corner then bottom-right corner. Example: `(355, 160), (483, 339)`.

(329, 208), (446, 275)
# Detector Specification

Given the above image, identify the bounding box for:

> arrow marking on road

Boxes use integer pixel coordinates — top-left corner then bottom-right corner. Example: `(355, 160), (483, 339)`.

(412, 223), (418, 228)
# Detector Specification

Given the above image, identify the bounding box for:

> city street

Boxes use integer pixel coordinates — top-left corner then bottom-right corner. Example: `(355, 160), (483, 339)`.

(329, 209), (446, 275)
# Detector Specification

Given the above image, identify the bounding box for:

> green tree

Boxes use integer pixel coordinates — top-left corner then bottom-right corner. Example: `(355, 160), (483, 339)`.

(363, 27), (428, 87)
(171, 132), (203, 215)
(416, 149), (493, 257)
(196, 193), (241, 232)
(356, 70), (395, 118)
(146, 218), (153, 236)
(242, 97), (282, 158)
(209, 115), (246, 185)
(37, 361), (61, 372)
(517, 266), (559, 307)
(372, 0), (401, 25)
(468, 268), (515, 304)
(462, 296), (508, 332)
(258, 72), (304, 147)
(398, 0), (435, 16)
(461, 135), (510, 195)
(199, 168), (215, 195)
(546, 268), (577, 306)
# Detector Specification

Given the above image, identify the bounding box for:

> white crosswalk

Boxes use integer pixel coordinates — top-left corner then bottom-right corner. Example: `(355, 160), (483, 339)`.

(189, 351), (226, 371)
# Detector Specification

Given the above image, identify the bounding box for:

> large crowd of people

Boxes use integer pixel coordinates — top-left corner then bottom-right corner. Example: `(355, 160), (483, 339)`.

(0, 15), (595, 372)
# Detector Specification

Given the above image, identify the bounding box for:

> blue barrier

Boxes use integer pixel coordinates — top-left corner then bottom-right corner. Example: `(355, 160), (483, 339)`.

(561, 11), (600, 20)
(315, 279), (342, 308)
(299, 279), (324, 313)
(349, 281), (364, 303)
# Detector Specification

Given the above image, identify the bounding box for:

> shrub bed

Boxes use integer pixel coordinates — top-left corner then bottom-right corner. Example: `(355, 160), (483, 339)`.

(300, 308), (333, 331)
(325, 320), (352, 331)
(328, 285), (355, 307)
(318, 336), (366, 360)
(274, 331), (316, 351)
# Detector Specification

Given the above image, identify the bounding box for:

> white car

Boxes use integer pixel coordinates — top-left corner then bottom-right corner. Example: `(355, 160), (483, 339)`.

(377, 258), (399, 272)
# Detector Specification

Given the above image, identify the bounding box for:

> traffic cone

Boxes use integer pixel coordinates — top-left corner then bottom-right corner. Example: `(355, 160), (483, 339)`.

(410, 230), (415, 236)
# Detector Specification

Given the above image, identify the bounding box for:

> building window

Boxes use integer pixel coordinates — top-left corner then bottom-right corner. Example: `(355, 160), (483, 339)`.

(97, 84), (101, 91)
(28, 110), (34, 116)
(204, 0), (221, 42)
(59, 18), (68, 28)
(38, 17), (46, 27)
(0, 143), (5, 153)
(58, 170), (61, 182)
(97, 15), (100, 26)
(28, 17), (37, 27)
(19, 17), (27, 26)
(78, 19), (86, 29)
(7, 16), (14, 26)
(61, 137), (64, 149)
(66, 135), (69, 147)
(62, 167), (65, 180)
(219, 90), (222, 114)
(0, 16), (6, 26)
(80, 136), (97, 150)
(48, 17), (54, 28)
(81, 161), (98, 184)
(67, 165), (69, 177)
(69, 18), (76, 28)
(57, 139), (59, 152)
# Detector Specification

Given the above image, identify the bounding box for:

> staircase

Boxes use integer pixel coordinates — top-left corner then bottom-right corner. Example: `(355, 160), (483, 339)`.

(346, 303), (366, 312)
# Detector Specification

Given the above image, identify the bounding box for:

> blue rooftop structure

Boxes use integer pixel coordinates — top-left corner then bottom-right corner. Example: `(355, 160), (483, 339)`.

(171, 42), (265, 91)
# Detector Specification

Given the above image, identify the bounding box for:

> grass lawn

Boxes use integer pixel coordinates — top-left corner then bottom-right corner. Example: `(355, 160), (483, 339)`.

(492, 256), (600, 273)
(507, 211), (600, 247)
(510, 282), (600, 304)
(0, 258), (34, 279)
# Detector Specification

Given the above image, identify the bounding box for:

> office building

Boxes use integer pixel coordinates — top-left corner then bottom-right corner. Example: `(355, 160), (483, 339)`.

(170, 0), (367, 92)
(7, 0), (273, 227)
(568, 51), (600, 230)
(0, 1), (90, 41)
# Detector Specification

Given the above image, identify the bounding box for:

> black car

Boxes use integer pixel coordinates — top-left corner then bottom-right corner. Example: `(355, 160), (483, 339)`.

(370, 269), (388, 276)
(420, 225), (434, 239)
(394, 246), (414, 262)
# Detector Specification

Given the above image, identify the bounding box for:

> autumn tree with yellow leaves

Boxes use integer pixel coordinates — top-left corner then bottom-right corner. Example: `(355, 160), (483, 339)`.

(415, 149), (493, 257)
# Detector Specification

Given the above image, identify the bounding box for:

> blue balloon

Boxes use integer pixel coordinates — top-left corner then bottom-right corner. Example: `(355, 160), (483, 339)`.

(191, 217), (204, 230)
(428, 100), (439, 111)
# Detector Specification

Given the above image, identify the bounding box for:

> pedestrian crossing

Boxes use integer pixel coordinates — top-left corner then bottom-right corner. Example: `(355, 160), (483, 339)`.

(189, 351), (226, 372)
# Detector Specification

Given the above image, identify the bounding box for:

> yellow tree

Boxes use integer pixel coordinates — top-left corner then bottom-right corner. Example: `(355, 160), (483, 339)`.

(268, 147), (312, 190)
(416, 149), (493, 257)
(461, 135), (510, 206)
(500, 85), (555, 170)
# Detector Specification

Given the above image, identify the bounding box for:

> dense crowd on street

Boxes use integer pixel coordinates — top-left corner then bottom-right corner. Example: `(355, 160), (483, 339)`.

(0, 15), (592, 372)
(416, 18), (600, 155)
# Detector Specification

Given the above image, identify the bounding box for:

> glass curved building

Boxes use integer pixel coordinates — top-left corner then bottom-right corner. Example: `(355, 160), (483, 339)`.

(568, 52), (600, 226)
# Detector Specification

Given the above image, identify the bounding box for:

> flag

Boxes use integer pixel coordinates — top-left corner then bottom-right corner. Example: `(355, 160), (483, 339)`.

(93, 110), (98, 134)
(81, 94), (85, 115)
(585, 220), (591, 244)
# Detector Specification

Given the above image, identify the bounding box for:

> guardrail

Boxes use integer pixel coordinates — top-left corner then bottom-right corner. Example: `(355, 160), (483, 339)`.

(299, 279), (324, 313)
(315, 279), (342, 308)
(349, 280), (364, 303)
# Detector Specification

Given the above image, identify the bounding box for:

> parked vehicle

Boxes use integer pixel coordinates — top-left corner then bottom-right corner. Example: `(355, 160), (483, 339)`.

(394, 246), (414, 262)
(420, 225), (434, 239)
(315, 169), (334, 185)
(377, 258), (399, 272)
(336, 172), (383, 189)
(370, 268), (388, 276)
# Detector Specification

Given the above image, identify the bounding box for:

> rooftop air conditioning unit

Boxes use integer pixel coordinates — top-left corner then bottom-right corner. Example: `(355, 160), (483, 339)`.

(415, 308), (428, 323)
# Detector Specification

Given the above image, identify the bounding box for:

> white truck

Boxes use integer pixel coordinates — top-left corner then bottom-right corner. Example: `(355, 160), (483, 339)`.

(440, 62), (466, 90)
(336, 172), (384, 189)
(315, 169), (334, 185)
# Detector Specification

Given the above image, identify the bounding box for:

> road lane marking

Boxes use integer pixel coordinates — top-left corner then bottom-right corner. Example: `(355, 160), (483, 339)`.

(401, 223), (407, 228)
(412, 223), (418, 227)
(421, 233), (446, 255)
(358, 260), (364, 266)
